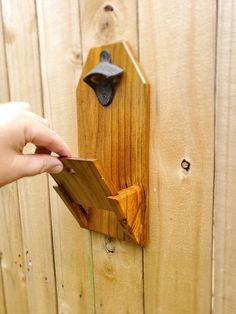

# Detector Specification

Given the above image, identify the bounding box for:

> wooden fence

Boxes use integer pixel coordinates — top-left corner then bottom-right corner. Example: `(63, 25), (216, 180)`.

(0, 1), (235, 313)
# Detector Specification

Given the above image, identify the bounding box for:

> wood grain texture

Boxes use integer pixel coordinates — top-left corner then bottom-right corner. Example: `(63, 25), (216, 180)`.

(0, 255), (6, 314)
(36, 1), (95, 313)
(109, 185), (143, 243)
(52, 158), (144, 244)
(0, 184), (29, 314)
(0, 2), (29, 313)
(0, 1), (8, 100)
(1, 1), (231, 313)
(1, 0), (58, 313)
(214, 1), (236, 313)
(79, 1), (144, 312)
(80, 0), (138, 58)
(139, 1), (215, 313)
(76, 41), (149, 245)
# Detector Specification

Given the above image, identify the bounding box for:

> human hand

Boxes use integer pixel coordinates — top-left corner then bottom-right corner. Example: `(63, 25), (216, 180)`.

(0, 102), (71, 186)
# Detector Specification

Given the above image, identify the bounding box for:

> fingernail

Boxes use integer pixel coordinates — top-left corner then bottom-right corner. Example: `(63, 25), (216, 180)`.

(49, 164), (63, 173)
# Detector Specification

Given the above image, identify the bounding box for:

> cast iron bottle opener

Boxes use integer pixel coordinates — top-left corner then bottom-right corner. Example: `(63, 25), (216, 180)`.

(83, 50), (124, 106)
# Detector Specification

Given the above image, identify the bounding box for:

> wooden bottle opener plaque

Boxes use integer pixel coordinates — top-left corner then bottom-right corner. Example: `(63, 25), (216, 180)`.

(52, 41), (150, 246)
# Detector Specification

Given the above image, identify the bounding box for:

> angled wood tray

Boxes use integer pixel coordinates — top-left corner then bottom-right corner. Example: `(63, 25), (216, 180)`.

(52, 158), (143, 245)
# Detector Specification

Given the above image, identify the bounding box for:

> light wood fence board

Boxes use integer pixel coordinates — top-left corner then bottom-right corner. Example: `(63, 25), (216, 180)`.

(80, 0), (138, 57)
(0, 2), (29, 313)
(0, 184), (29, 314)
(36, 1), (95, 313)
(0, 255), (6, 314)
(0, 0), (8, 100)
(139, 1), (215, 313)
(214, 1), (236, 313)
(1, 0), (58, 313)
(79, 1), (144, 313)
(3, 1), (236, 313)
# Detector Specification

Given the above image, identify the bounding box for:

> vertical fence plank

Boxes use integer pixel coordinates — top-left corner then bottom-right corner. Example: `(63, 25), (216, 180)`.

(36, 1), (95, 313)
(139, 1), (216, 313)
(214, 1), (236, 313)
(0, 0), (8, 100)
(0, 255), (6, 314)
(0, 2), (29, 313)
(79, 1), (144, 313)
(0, 186), (29, 314)
(1, 0), (58, 313)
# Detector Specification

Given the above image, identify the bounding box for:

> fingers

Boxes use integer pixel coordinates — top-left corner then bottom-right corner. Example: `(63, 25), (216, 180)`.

(0, 102), (71, 186)
(1, 101), (71, 156)
(14, 154), (63, 178)
(24, 120), (71, 157)
(0, 154), (63, 186)
(24, 111), (50, 127)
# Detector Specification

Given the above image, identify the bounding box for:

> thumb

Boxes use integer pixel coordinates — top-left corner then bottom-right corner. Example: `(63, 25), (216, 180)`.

(14, 154), (63, 178)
